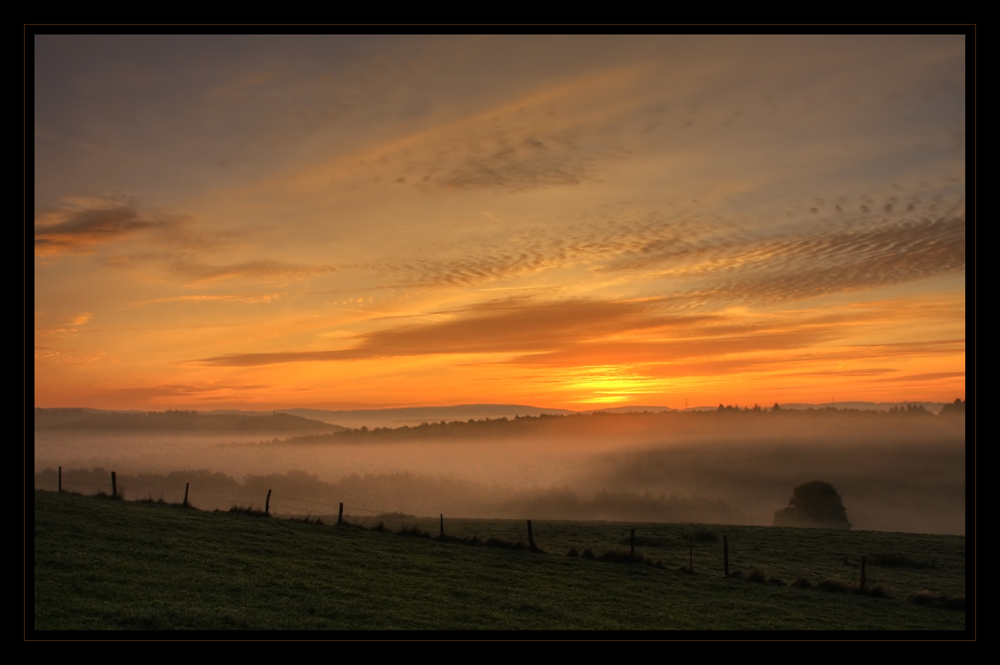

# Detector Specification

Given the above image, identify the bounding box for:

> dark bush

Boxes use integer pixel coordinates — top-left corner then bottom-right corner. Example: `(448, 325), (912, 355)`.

(773, 480), (851, 529)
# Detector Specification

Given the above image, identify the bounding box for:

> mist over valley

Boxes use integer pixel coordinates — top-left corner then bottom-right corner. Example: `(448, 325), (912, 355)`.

(34, 403), (966, 536)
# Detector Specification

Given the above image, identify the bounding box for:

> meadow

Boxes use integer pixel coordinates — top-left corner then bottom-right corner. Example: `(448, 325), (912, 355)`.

(32, 490), (968, 634)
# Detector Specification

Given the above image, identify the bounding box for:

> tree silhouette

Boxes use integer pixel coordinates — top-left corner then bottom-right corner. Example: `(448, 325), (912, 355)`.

(773, 480), (851, 529)
(940, 398), (966, 417)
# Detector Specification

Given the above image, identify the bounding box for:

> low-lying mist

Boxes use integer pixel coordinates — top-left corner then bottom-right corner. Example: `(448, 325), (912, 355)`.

(34, 410), (966, 535)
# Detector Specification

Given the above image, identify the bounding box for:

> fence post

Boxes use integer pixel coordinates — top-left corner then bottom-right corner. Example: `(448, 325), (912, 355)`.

(630, 528), (635, 558)
(724, 535), (729, 578)
(860, 555), (866, 591)
(265, 489), (272, 515)
(58, 466), (62, 494)
(338, 502), (344, 525)
(183, 482), (190, 506)
(527, 520), (535, 550)
(111, 471), (117, 499)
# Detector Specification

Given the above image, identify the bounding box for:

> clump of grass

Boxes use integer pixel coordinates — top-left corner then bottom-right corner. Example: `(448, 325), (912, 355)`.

(136, 496), (169, 505)
(729, 569), (745, 579)
(290, 514), (323, 525)
(598, 549), (663, 569)
(817, 578), (851, 593)
(791, 577), (813, 589)
(746, 569), (767, 584)
(691, 528), (717, 542)
(618, 535), (669, 547)
(337, 517), (364, 529)
(768, 577), (787, 586)
(581, 548), (595, 560)
(597, 550), (636, 564)
(566, 547), (580, 557)
(868, 552), (938, 569)
(433, 532), (469, 545)
(229, 505), (270, 517)
(484, 537), (528, 550)
(906, 590), (965, 611)
(857, 585), (892, 599)
(398, 525), (431, 539)
(463, 535), (482, 546)
(371, 522), (387, 532)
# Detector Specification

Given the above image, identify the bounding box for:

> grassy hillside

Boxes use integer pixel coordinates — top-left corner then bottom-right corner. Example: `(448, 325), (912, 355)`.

(32, 491), (969, 633)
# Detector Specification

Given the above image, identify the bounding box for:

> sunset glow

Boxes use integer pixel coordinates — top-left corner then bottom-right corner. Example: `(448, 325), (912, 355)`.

(34, 35), (966, 411)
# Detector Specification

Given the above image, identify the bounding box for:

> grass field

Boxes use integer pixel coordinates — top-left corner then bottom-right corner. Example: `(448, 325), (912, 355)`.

(31, 490), (970, 633)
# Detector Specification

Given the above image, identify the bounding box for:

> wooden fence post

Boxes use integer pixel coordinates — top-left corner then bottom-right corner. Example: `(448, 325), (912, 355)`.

(630, 528), (635, 558)
(111, 471), (117, 499)
(527, 520), (535, 550)
(723, 535), (729, 578)
(265, 489), (272, 515)
(183, 482), (190, 506)
(338, 502), (344, 525)
(58, 466), (62, 494)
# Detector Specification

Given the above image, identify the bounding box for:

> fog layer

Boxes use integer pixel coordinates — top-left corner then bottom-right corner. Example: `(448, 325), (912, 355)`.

(34, 410), (966, 535)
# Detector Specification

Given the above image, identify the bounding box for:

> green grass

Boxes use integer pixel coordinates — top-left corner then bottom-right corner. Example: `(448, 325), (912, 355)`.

(32, 491), (969, 632)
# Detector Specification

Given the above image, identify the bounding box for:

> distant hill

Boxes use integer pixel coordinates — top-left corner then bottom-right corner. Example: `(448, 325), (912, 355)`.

(33, 400), (958, 432)
(584, 405), (675, 414)
(771, 402), (948, 414)
(279, 404), (578, 429)
(34, 408), (348, 434)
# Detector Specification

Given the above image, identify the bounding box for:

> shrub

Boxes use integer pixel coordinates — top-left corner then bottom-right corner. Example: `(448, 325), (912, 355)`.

(868, 552), (937, 569)
(906, 590), (965, 611)
(773, 480), (851, 529)
(229, 505), (270, 517)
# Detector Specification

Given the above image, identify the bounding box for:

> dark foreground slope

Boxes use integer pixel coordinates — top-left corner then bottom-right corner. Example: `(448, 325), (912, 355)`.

(31, 491), (968, 633)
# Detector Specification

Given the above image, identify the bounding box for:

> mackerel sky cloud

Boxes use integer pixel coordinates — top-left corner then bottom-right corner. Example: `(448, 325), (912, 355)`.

(34, 34), (966, 410)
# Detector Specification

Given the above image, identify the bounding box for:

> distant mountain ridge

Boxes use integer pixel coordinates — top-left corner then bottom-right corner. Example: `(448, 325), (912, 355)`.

(34, 408), (348, 434)
(34, 401), (954, 431)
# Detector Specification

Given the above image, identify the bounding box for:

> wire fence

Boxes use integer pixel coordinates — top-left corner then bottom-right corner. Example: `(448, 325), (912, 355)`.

(35, 468), (399, 518)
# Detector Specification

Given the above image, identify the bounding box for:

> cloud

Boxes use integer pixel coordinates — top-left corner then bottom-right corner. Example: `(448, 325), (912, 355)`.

(165, 258), (335, 284)
(88, 382), (270, 402)
(34, 206), (180, 255)
(35, 311), (96, 338)
(103, 254), (336, 285)
(429, 128), (594, 192)
(191, 297), (717, 366)
(66, 312), (93, 326)
(131, 293), (284, 306)
(34, 346), (109, 364)
(501, 329), (840, 368)
(369, 199), (963, 307)
(865, 371), (965, 383)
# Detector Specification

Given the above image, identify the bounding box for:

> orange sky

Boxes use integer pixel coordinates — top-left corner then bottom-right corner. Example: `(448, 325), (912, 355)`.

(33, 35), (967, 411)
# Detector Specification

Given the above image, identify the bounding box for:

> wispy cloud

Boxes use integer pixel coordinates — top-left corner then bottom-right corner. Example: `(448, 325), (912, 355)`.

(34, 206), (181, 256)
(130, 293), (284, 306)
(191, 297), (715, 366)
(165, 258), (335, 284)
(35, 312), (95, 338)
(102, 254), (336, 285)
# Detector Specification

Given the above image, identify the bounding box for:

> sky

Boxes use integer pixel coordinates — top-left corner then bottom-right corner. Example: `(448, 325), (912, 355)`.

(33, 34), (967, 411)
